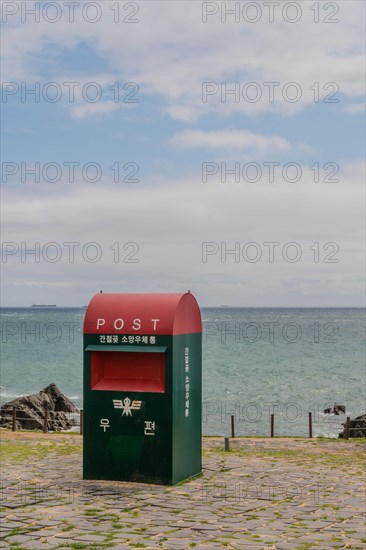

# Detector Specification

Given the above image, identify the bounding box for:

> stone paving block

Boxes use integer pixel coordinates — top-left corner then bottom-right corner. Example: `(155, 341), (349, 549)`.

(345, 542), (366, 550)
(72, 533), (108, 542)
(301, 520), (334, 529)
(274, 542), (304, 549)
(229, 542), (267, 549)
(295, 533), (346, 543)
(105, 534), (132, 542)
(143, 546), (172, 549)
(217, 516), (247, 524)
(322, 525), (348, 532)
(220, 525), (250, 533)
(33, 519), (64, 527)
(1, 534), (36, 545)
(145, 529), (175, 537)
(0, 526), (14, 536)
(340, 520), (366, 529)
(122, 516), (152, 525)
(238, 520), (267, 530)
(0, 521), (28, 529)
(260, 520), (292, 531)
(119, 532), (150, 541)
(191, 523), (221, 533)
(19, 539), (57, 549)
(25, 528), (61, 538)
(161, 541), (196, 549)
(144, 520), (178, 529)
(167, 521), (197, 528)
(54, 530), (92, 539)
(168, 529), (210, 538)
(62, 519), (99, 529)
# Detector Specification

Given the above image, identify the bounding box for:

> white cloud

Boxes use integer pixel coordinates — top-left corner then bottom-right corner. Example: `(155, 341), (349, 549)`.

(171, 130), (291, 152)
(345, 102), (366, 114)
(12, 281), (83, 288)
(70, 101), (122, 119)
(2, 161), (364, 305)
(1, 1), (365, 120)
(1, 2), (364, 306)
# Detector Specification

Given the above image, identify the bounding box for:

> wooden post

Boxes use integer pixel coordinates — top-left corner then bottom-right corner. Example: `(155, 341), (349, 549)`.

(12, 407), (16, 432)
(231, 415), (235, 438)
(344, 416), (350, 440)
(224, 437), (230, 451)
(308, 412), (313, 438)
(80, 409), (84, 435)
(270, 413), (274, 437)
(43, 408), (48, 434)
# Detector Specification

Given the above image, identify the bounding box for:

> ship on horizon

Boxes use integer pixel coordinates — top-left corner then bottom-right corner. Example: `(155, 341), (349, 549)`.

(31, 304), (57, 308)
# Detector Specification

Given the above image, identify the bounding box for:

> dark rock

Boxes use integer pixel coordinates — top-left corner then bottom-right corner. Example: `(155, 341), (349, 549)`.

(338, 414), (366, 438)
(0, 383), (79, 431)
(324, 404), (346, 415)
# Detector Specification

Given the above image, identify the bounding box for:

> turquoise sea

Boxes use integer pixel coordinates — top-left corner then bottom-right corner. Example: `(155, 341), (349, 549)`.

(0, 307), (365, 438)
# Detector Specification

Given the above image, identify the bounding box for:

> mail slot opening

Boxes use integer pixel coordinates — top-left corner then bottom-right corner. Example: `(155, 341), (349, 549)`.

(90, 351), (165, 393)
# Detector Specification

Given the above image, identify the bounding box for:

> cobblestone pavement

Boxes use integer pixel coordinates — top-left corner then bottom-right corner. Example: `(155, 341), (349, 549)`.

(1, 432), (365, 549)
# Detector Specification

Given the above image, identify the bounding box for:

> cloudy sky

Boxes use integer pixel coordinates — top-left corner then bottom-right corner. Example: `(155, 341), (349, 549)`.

(1, 0), (365, 306)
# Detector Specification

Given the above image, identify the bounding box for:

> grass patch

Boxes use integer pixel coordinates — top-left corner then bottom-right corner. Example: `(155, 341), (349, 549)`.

(60, 524), (75, 532)
(60, 544), (113, 550)
(320, 437), (366, 443)
(83, 508), (104, 516)
(134, 527), (147, 533)
(62, 544), (90, 549)
(0, 439), (82, 463)
(5, 527), (28, 538)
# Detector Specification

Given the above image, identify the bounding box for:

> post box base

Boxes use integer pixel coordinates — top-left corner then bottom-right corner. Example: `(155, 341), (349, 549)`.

(82, 468), (202, 486)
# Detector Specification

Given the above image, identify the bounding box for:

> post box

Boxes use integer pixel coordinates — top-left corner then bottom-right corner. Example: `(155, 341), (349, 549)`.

(83, 292), (202, 485)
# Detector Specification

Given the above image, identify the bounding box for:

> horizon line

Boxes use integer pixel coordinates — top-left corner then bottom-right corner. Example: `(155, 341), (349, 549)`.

(0, 305), (365, 309)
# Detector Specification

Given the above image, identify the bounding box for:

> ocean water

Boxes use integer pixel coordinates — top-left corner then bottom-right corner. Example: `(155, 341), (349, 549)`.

(0, 307), (365, 438)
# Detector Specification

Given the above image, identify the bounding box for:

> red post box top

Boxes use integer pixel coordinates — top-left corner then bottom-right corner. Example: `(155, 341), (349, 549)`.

(83, 292), (202, 335)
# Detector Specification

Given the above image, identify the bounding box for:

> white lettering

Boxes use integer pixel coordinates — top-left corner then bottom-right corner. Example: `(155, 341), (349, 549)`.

(132, 318), (141, 330)
(96, 318), (105, 330)
(114, 318), (124, 330)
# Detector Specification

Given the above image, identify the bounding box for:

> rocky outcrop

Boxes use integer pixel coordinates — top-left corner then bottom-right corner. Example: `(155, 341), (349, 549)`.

(339, 414), (366, 438)
(0, 383), (79, 431)
(324, 404), (346, 415)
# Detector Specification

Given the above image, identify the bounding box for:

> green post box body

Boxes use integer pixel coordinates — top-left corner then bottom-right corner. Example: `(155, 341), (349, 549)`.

(83, 292), (202, 485)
